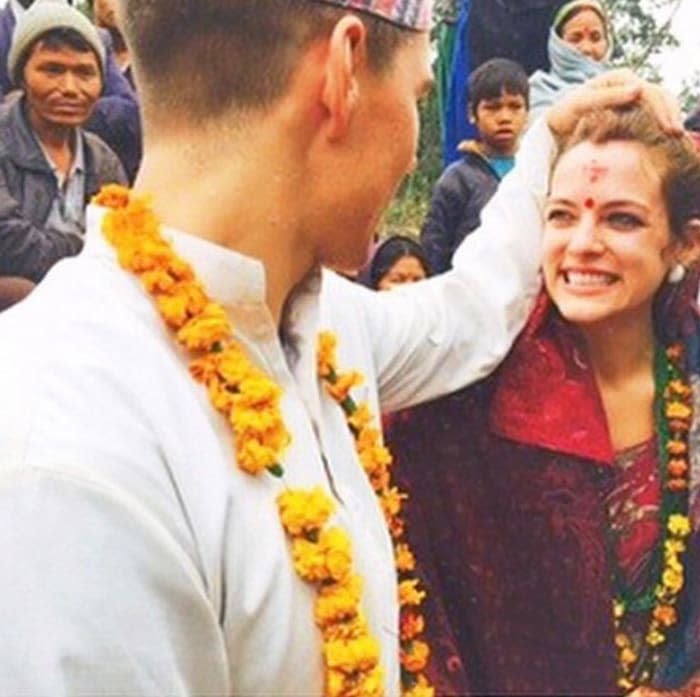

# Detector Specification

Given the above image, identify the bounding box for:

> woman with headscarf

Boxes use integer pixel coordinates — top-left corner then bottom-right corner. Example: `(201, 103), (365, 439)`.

(529, 0), (613, 123)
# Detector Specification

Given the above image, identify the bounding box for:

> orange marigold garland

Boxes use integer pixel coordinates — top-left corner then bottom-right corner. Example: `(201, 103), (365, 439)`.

(318, 331), (435, 697)
(614, 344), (693, 691)
(95, 185), (388, 697)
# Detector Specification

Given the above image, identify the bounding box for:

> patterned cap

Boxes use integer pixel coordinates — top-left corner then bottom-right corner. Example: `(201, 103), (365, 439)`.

(311, 0), (432, 31)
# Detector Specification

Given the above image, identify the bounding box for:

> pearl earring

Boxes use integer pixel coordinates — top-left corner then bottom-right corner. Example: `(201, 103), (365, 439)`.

(668, 264), (686, 284)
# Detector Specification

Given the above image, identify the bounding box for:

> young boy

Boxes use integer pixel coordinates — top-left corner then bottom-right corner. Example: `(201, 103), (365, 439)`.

(421, 58), (529, 273)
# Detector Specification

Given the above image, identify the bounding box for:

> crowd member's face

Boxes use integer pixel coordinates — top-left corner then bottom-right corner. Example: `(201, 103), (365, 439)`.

(377, 254), (427, 290)
(23, 40), (102, 131)
(318, 31), (434, 271)
(94, 0), (119, 30)
(560, 9), (608, 62)
(473, 89), (528, 157)
(543, 140), (672, 330)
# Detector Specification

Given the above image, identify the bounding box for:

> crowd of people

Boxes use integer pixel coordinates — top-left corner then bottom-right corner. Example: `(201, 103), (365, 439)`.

(0, 0), (698, 696)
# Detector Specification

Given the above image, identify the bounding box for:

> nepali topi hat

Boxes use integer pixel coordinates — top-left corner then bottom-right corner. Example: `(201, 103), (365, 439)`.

(311, 0), (433, 31)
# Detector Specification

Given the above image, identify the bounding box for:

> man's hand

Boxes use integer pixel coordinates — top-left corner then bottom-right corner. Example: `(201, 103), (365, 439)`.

(547, 68), (683, 139)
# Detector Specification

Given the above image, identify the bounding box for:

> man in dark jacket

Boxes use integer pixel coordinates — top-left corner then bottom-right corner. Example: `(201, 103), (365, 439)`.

(0, 0), (141, 181)
(421, 58), (529, 273)
(0, 2), (126, 283)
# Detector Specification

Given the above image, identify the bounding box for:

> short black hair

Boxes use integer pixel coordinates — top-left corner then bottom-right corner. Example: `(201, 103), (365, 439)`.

(369, 235), (431, 289)
(16, 27), (100, 85)
(468, 58), (530, 113)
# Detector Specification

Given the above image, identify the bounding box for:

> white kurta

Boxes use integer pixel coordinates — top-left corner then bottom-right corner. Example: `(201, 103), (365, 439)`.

(0, 120), (553, 695)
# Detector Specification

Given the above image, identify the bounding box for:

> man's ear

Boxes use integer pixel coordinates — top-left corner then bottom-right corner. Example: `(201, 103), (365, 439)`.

(321, 15), (367, 141)
(674, 218), (700, 268)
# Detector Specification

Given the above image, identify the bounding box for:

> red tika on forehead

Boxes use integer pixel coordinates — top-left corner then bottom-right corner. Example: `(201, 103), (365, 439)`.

(584, 197), (596, 209)
(311, 0), (432, 31)
(583, 160), (609, 184)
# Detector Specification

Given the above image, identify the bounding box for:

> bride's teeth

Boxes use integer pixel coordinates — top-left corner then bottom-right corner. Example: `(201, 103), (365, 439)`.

(565, 271), (615, 286)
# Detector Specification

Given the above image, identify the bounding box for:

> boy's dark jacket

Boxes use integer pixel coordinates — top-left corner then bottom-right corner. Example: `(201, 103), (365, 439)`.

(420, 141), (499, 274)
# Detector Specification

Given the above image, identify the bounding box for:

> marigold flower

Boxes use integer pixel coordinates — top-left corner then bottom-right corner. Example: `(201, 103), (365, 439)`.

(230, 405), (286, 440)
(668, 478), (688, 493)
(292, 527), (354, 583)
(355, 665), (384, 697)
(315, 575), (363, 627)
(177, 302), (230, 351)
(235, 437), (278, 475)
(668, 379), (692, 399)
(666, 401), (692, 421)
(395, 544), (416, 573)
(216, 345), (252, 385)
(665, 539), (686, 556)
(400, 610), (425, 641)
(381, 487), (407, 521)
(277, 487), (335, 536)
(208, 376), (236, 411)
(317, 331), (338, 379)
(668, 514), (692, 538)
(156, 292), (191, 328)
(667, 440), (688, 456)
(325, 665), (384, 697)
(667, 344), (684, 361)
(322, 615), (370, 642)
(325, 635), (381, 674)
(326, 370), (364, 404)
(94, 183), (130, 208)
(401, 639), (430, 673)
(292, 537), (329, 582)
(618, 677), (634, 691)
(399, 579), (426, 608)
(619, 646), (637, 668)
(233, 375), (283, 410)
(323, 527), (354, 582)
(662, 567), (684, 594)
(667, 458), (689, 479)
(403, 674), (435, 697)
(615, 632), (631, 648)
(141, 268), (176, 293)
(347, 402), (373, 433)
(669, 419), (690, 433)
(189, 354), (220, 383)
(653, 604), (678, 627)
(389, 515), (406, 540)
(646, 629), (666, 647)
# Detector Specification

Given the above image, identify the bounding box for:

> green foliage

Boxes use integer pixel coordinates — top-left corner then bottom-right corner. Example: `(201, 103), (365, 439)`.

(607, 0), (681, 77)
(382, 90), (443, 236)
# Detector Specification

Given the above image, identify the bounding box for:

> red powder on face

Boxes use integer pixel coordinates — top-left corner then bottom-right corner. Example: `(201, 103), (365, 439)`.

(583, 161), (609, 184)
(584, 197), (595, 209)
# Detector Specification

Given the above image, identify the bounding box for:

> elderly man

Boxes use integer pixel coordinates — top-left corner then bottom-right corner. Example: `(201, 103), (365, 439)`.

(0, 0), (141, 179)
(0, 2), (125, 282)
(0, 0), (678, 694)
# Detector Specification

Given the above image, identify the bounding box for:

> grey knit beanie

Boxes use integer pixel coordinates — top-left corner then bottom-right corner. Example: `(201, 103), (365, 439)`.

(8, 3), (105, 86)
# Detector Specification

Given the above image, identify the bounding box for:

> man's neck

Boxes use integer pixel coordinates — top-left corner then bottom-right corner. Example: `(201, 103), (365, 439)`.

(134, 128), (314, 326)
(29, 115), (75, 175)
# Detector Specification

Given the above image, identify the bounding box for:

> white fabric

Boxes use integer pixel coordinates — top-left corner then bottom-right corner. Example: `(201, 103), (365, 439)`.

(0, 118), (554, 695)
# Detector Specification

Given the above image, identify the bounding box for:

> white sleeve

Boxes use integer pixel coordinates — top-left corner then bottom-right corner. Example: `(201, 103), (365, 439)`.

(363, 117), (555, 413)
(0, 467), (229, 697)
